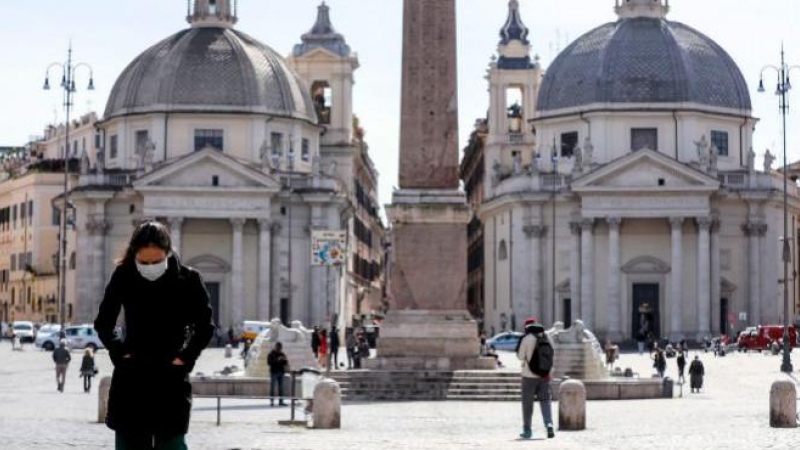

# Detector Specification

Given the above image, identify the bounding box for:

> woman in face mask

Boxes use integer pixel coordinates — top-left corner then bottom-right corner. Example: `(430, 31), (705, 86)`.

(94, 220), (216, 450)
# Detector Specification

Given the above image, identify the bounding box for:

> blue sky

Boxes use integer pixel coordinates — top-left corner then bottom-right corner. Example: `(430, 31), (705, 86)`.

(1, 0), (799, 208)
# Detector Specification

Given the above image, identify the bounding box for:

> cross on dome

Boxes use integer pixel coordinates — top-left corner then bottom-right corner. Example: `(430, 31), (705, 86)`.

(615, 0), (670, 20)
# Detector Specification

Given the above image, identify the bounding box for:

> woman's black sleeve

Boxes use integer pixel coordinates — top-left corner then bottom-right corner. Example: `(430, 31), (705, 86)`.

(178, 271), (216, 364)
(94, 269), (127, 361)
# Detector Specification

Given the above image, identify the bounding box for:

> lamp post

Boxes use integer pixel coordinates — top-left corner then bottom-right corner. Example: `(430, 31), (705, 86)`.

(758, 45), (798, 373)
(43, 44), (94, 329)
(551, 138), (559, 326)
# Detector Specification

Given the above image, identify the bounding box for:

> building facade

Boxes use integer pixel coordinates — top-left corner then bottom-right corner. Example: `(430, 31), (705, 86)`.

(19, 1), (385, 331)
(476, 0), (800, 341)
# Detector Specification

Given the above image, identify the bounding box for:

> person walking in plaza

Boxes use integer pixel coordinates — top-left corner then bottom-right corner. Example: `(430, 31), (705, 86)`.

(345, 328), (356, 369)
(653, 348), (667, 378)
(267, 342), (288, 407)
(311, 326), (320, 359)
(318, 329), (328, 369)
(517, 317), (555, 440)
(94, 220), (215, 450)
(676, 351), (686, 384)
(329, 327), (340, 369)
(52, 339), (71, 392)
(357, 331), (371, 366)
(689, 355), (705, 393)
(80, 348), (97, 393)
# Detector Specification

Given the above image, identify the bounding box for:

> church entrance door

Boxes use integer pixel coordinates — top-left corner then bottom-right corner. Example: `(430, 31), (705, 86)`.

(632, 283), (660, 341)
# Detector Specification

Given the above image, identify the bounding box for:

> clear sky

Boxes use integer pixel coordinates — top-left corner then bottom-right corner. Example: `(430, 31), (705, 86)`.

(1, 0), (799, 209)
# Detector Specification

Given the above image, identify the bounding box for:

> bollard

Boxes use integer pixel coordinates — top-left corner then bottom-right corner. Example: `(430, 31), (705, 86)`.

(98, 376), (112, 423)
(769, 379), (797, 428)
(311, 378), (341, 429)
(224, 344), (233, 358)
(558, 379), (586, 431)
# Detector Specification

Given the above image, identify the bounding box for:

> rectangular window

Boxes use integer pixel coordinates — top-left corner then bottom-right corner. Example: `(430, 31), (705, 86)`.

(82, 137), (86, 152)
(301, 138), (310, 162)
(28, 200), (32, 225)
(560, 132), (578, 158)
(270, 133), (283, 155)
(711, 130), (729, 157)
(95, 134), (101, 149)
(194, 129), (224, 151)
(12, 205), (17, 228)
(52, 205), (60, 226)
(73, 140), (78, 156)
(10, 254), (15, 272)
(19, 202), (25, 220)
(631, 128), (658, 151)
(135, 130), (149, 151)
(109, 135), (118, 159)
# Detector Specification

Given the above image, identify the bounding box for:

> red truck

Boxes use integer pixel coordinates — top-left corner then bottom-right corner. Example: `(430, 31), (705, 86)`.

(737, 325), (798, 351)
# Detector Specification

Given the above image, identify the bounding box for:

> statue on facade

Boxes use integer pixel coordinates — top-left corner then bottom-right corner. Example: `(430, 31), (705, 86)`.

(694, 135), (709, 168)
(527, 151), (540, 175)
(259, 139), (270, 171)
(79, 149), (90, 175)
(583, 136), (594, 168)
(96, 148), (105, 173)
(709, 145), (719, 171)
(764, 149), (775, 173)
(747, 147), (756, 173)
(513, 152), (523, 175)
(572, 146), (583, 174)
(286, 144), (296, 171)
(143, 139), (156, 171)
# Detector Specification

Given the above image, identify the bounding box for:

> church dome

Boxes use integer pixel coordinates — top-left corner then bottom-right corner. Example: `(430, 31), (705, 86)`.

(104, 27), (316, 122)
(536, 11), (751, 114)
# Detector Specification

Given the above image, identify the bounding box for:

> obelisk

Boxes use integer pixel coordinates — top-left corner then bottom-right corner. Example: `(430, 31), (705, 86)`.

(367, 0), (493, 371)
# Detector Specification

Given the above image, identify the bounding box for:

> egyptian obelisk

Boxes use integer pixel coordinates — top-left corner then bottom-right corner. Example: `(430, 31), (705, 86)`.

(367, 0), (493, 370)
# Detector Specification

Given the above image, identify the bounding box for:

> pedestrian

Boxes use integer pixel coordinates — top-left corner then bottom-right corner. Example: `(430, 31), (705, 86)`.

(676, 352), (686, 384)
(689, 355), (705, 393)
(311, 326), (320, 359)
(241, 339), (252, 367)
(94, 220), (215, 450)
(11, 329), (19, 350)
(516, 317), (554, 440)
(80, 348), (97, 393)
(267, 342), (288, 407)
(652, 348), (667, 378)
(604, 340), (618, 370)
(636, 330), (645, 355)
(357, 332), (370, 363)
(479, 331), (489, 355)
(345, 328), (356, 369)
(227, 326), (235, 347)
(52, 339), (71, 392)
(318, 329), (328, 369)
(329, 327), (340, 369)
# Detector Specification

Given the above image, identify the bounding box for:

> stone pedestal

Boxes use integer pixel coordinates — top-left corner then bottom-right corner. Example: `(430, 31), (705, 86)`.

(245, 319), (317, 377)
(769, 379), (797, 428)
(98, 376), (112, 423)
(312, 378), (341, 429)
(365, 310), (495, 371)
(558, 379), (587, 431)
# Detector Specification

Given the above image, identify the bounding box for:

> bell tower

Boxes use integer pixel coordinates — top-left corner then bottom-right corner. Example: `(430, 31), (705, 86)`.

(187, 0), (238, 28)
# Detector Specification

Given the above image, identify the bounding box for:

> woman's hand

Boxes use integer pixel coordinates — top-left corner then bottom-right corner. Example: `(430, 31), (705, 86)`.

(172, 357), (185, 366)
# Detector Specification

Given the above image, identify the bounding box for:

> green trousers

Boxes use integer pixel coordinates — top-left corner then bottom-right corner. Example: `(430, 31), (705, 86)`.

(115, 433), (187, 450)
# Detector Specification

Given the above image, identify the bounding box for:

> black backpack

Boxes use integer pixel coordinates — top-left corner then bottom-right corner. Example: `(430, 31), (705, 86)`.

(528, 335), (554, 377)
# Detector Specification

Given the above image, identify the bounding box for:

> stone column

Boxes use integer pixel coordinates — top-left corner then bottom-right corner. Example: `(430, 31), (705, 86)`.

(87, 218), (110, 316)
(524, 225), (546, 322)
(606, 217), (622, 340)
(257, 219), (272, 321)
(167, 217), (184, 255)
(669, 217), (684, 340)
(230, 218), (245, 327)
(580, 218), (595, 329)
(743, 222), (764, 326)
(696, 217), (711, 338)
(710, 219), (721, 333)
(271, 222), (283, 319)
(569, 221), (582, 322)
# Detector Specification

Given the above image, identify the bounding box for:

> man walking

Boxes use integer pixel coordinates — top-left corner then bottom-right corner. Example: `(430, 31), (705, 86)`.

(517, 317), (555, 440)
(52, 340), (71, 392)
(267, 342), (288, 406)
(345, 328), (356, 369)
(329, 327), (340, 369)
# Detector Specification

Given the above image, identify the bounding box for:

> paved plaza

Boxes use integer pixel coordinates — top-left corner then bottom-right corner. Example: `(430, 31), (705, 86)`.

(0, 343), (797, 449)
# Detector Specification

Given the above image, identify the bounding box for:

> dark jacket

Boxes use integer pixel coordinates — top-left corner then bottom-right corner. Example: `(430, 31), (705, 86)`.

(94, 255), (215, 436)
(330, 330), (340, 350)
(311, 332), (320, 351)
(80, 354), (95, 374)
(52, 347), (71, 365)
(267, 350), (288, 374)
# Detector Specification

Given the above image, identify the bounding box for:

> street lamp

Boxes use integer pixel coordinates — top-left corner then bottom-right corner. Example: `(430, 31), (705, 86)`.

(758, 45), (799, 373)
(42, 44), (94, 329)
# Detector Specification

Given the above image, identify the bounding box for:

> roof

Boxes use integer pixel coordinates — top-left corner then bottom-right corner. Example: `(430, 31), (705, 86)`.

(292, 2), (351, 58)
(104, 27), (316, 122)
(536, 17), (752, 114)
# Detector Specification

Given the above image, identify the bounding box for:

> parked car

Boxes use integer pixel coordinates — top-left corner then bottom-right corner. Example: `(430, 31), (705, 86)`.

(36, 325), (104, 351)
(12, 321), (35, 343)
(486, 331), (524, 351)
(37, 324), (61, 337)
(737, 325), (797, 352)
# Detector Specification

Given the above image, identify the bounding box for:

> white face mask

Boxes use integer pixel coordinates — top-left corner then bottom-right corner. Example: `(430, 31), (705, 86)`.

(136, 258), (169, 281)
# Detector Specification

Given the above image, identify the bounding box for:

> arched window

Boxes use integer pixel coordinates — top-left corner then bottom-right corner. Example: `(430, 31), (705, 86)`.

(311, 81), (332, 125)
(69, 252), (76, 270)
(498, 240), (508, 261)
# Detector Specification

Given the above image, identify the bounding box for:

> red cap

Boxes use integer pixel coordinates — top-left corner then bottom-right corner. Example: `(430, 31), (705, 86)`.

(524, 317), (538, 327)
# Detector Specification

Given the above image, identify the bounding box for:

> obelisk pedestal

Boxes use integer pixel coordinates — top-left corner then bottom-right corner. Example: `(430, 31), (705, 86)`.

(365, 0), (493, 371)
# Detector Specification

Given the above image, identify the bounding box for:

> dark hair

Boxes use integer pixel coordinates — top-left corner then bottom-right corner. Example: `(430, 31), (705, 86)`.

(116, 220), (172, 266)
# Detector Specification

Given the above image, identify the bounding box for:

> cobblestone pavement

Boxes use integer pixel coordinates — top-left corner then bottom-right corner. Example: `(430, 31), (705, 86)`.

(0, 341), (797, 449)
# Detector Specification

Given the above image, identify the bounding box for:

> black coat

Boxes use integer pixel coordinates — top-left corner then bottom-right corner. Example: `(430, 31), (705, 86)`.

(94, 255), (215, 436)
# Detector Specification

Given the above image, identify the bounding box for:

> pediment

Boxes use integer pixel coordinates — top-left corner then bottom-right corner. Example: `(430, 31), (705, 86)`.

(572, 149), (719, 193)
(133, 148), (280, 192)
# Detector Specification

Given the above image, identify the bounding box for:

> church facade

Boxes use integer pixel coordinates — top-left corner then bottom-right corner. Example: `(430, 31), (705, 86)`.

(470, 0), (800, 341)
(29, 1), (386, 330)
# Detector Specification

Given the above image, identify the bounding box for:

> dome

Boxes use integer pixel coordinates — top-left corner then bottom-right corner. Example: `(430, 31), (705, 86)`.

(536, 17), (752, 114)
(104, 27), (316, 122)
